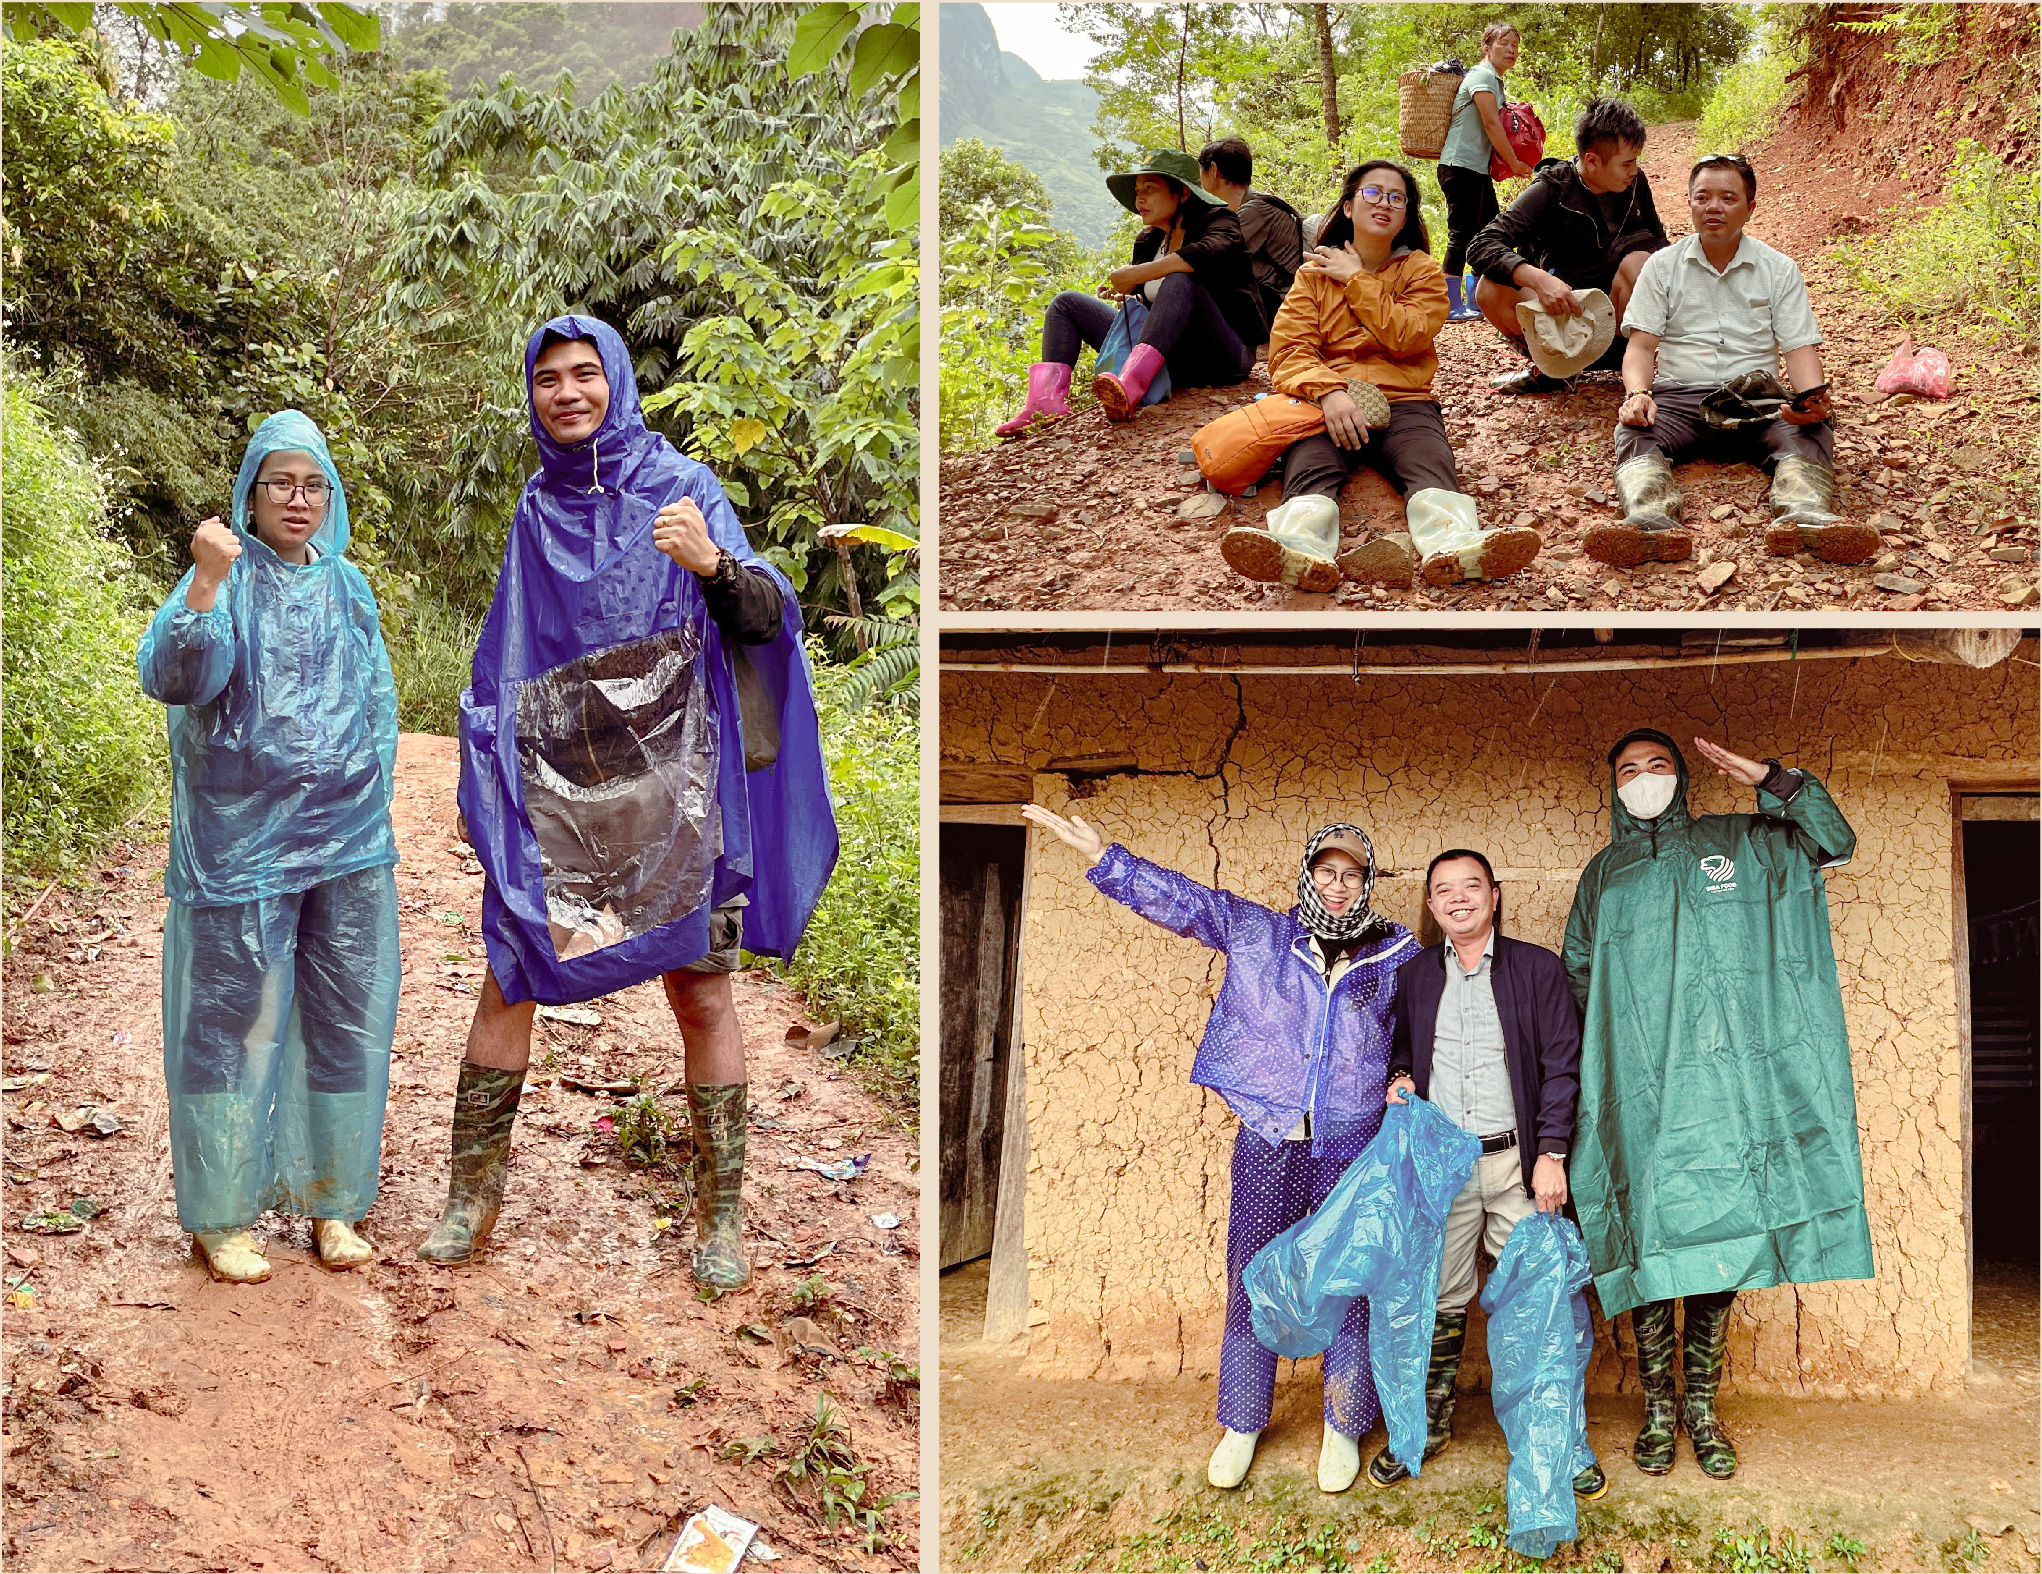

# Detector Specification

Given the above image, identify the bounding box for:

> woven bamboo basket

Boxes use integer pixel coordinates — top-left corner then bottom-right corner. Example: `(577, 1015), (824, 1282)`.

(1397, 67), (1462, 160)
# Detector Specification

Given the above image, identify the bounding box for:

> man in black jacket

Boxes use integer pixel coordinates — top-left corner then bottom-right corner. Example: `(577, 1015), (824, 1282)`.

(1367, 849), (1602, 1500)
(1199, 138), (1306, 336)
(1466, 98), (1670, 394)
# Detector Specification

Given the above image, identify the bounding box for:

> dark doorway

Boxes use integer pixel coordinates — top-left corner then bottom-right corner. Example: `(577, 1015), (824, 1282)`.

(1963, 810), (2039, 1378)
(939, 822), (1025, 1268)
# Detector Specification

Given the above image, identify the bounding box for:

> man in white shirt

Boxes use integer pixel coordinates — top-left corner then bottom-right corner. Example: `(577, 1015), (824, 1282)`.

(1590, 154), (1876, 570)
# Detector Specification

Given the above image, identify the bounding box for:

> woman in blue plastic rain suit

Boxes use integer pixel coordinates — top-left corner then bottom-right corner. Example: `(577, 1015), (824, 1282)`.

(418, 317), (836, 1291)
(136, 411), (400, 1285)
(1021, 804), (1419, 1495)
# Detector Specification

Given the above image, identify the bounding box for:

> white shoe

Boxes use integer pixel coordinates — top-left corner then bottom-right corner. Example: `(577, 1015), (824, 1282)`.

(194, 1229), (271, 1284)
(313, 1218), (374, 1269)
(1207, 1428), (1259, 1489)
(1318, 1424), (1361, 1493)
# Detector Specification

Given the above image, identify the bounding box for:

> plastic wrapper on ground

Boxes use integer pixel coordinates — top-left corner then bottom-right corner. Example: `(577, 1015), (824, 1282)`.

(1242, 1097), (1479, 1473)
(1479, 1210), (1600, 1560)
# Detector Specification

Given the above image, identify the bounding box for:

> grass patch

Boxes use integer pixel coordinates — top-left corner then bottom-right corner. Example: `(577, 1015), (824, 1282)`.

(2, 372), (166, 876)
(1694, 23), (1807, 154)
(766, 650), (919, 1124)
(1839, 139), (2041, 347)
(384, 588), (482, 737)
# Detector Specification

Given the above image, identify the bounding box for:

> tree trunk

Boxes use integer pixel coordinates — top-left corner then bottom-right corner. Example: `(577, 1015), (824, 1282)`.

(1314, 3), (1341, 147)
(1176, 4), (1190, 150)
(1590, 4), (1608, 86)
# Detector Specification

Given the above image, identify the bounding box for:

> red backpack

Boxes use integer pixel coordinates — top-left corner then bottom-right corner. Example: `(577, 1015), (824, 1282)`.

(1489, 101), (1546, 179)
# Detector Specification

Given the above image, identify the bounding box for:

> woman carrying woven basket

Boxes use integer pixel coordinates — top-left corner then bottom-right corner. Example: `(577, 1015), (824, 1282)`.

(1438, 23), (1534, 322)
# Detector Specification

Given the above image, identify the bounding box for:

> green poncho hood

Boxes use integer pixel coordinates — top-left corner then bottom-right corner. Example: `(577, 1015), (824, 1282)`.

(1562, 734), (1874, 1317)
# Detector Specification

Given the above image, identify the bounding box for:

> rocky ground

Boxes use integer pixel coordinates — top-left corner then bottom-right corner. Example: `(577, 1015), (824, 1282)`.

(940, 115), (2039, 615)
(1, 734), (920, 1574)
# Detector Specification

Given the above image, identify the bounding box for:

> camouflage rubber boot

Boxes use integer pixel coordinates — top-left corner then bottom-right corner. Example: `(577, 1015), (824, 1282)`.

(1631, 1299), (1679, 1475)
(1365, 1309), (1468, 1486)
(1681, 1292), (1740, 1479)
(688, 1083), (751, 1291)
(417, 1062), (523, 1264)
(1765, 455), (1879, 564)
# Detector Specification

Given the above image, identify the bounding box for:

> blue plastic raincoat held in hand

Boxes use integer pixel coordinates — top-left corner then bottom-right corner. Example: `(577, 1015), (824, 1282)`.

(136, 410), (400, 1231)
(1562, 732), (1874, 1317)
(459, 316), (837, 1006)
(1243, 1097), (1479, 1471)
(1479, 1212), (1599, 1559)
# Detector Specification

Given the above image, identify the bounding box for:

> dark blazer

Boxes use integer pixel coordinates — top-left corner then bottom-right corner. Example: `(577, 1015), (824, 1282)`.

(1388, 933), (1581, 1196)
(1132, 201), (1269, 348)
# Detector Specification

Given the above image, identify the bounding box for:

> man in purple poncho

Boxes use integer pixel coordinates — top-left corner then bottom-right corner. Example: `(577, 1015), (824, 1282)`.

(418, 316), (838, 1291)
(1023, 804), (1418, 1494)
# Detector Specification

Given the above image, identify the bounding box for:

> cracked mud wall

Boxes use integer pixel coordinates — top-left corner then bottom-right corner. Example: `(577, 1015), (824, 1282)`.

(940, 648), (2039, 1398)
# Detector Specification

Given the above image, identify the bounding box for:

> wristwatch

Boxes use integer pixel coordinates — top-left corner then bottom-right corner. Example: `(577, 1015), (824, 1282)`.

(705, 547), (742, 586)
(1541, 1150), (1567, 1161)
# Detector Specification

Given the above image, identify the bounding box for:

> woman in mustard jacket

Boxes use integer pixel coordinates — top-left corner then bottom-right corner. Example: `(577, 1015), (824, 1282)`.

(1219, 160), (1543, 593)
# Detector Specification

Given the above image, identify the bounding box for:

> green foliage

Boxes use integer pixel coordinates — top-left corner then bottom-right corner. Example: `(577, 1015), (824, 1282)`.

(1836, 2), (1963, 71)
(1695, 10), (1808, 156)
(941, 136), (1056, 237)
(788, 1273), (834, 1312)
(1839, 140), (2040, 347)
(766, 650), (919, 1119)
(1944, 1526), (1990, 1570)
(384, 592), (484, 738)
(1711, 1524), (1814, 1574)
(824, 615), (920, 713)
(774, 1394), (911, 1552)
(612, 1092), (681, 1169)
(4, 2), (379, 115)
(1, 376), (164, 874)
(382, 3), (697, 99)
(789, 2), (920, 231)
(1826, 1532), (1868, 1573)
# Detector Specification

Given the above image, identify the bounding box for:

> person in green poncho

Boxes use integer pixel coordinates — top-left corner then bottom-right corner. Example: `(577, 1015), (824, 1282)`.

(1563, 728), (1873, 1481)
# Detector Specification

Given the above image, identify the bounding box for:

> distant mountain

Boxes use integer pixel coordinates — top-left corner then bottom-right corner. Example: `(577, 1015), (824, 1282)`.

(940, 2), (1120, 248)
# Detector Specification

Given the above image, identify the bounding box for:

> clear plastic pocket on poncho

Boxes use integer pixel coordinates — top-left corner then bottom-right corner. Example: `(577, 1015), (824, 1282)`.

(514, 625), (721, 960)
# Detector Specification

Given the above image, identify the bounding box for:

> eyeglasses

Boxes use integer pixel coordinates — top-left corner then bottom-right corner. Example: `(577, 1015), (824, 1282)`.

(1311, 865), (1369, 889)
(257, 479), (331, 507)
(1357, 185), (1408, 209)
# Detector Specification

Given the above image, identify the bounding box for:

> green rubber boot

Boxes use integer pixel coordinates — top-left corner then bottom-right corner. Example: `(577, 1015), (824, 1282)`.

(1681, 1292), (1740, 1479)
(688, 1083), (751, 1291)
(1365, 1309), (1467, 1486)
(1588, 456), (1692, 568)
(417, 1063), (523, 1264)
(1631, 1299), (1679, 1475)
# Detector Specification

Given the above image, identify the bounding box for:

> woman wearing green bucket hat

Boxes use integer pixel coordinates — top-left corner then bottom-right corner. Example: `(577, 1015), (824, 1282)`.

(995, 147), (1265, 436)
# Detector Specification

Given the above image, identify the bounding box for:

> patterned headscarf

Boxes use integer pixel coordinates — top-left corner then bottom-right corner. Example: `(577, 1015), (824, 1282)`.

(1295, 823), (1392, 943)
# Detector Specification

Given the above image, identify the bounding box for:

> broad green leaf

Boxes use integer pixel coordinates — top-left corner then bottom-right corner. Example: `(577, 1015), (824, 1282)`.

(314, 1), (379, 50)
(787, 2), (858, 79)
(884, 171), (919, 233)
(822, 524), (917, 551)
(881, 119), (918, 170)
(848, 23), (917, 98)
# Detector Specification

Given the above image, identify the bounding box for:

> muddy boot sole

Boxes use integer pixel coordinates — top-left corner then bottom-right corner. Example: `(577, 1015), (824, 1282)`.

(1338, 533), (1414, 588)
(1585, 523), (1692, 569)
(1423, 525), (1543, 586)
(1766, 521), (1881, 564)
(1093, 372), (1136, 422)
(1221, 527), (1341, 593)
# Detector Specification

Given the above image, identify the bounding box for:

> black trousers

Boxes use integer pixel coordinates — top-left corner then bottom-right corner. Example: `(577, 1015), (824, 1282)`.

(1437, 164), (1500, 280)
(1613, 383), (1835, 471)
(1280, 399), (1461, 502)
(1042, 273), (1255, 390)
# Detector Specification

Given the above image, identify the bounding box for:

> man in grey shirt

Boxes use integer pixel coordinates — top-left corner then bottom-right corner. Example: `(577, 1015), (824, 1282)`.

(1594, 153), (1876, 570)
(1375, 849), (1598, 1499)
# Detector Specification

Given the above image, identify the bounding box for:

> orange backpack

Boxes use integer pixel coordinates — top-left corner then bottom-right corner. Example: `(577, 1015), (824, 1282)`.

(1190, 396), (1328, 495)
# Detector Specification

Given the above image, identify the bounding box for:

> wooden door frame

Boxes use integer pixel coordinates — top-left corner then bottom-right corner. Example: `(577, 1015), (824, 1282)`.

(1948, 773), (2039, 1379)
(941, 802), (1036, 1342)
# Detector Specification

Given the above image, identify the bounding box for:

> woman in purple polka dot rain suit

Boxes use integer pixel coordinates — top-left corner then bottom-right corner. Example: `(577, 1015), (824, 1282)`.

(1022, 806), (1419, 1494)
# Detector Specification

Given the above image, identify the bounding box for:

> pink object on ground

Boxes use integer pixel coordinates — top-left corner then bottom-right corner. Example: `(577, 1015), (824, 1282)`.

(995, 362), (1074, 437)
(1095, 343), (1167, 421)
(1873, 336), (1952, 400)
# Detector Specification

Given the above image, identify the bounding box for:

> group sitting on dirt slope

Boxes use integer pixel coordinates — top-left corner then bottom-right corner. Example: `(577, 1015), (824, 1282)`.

(137, 318), (838, 1298)
(1019, 731), (1872, 1550)
(993, 42), (1871, 595)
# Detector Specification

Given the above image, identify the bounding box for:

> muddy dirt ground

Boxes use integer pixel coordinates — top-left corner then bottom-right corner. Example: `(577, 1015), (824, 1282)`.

(939, 1259), (2040, 1573)
(940, 117), (2040, 615)
(1, 734), (920, 1574)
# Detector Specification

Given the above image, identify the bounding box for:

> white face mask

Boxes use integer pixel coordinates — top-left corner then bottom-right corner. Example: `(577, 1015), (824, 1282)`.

(1617, 770), (1680, 821)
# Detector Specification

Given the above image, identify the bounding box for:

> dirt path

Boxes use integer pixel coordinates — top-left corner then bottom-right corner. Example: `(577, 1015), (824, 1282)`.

(939, 122), (2039, 615)
(1, 734), (920, 1574)
(938, 1261), (2040, 1573)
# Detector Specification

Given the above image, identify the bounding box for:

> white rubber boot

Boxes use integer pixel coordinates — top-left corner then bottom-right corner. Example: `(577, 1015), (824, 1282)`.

(313, 1218), (373, 1270)
(1318, 1424), (1361, 1493)
(1220, 494), (1342, 592)
(194, 1229), (271, 1284)
(1207, 1428), (1260, 1488)
(1408, 488), (1542, 586)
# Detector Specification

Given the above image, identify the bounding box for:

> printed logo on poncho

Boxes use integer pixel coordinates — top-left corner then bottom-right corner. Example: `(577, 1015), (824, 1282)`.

(1700, 854), (1737, 893)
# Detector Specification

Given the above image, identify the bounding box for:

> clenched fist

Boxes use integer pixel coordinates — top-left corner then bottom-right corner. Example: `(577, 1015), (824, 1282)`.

(184, 516), (241, 612)
(652, 497), (720, 576)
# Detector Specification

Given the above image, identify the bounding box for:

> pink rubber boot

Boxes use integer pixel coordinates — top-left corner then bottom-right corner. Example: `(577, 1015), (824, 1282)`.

(994, 362), (1074, 438)
(1094, 343), (1166, 422)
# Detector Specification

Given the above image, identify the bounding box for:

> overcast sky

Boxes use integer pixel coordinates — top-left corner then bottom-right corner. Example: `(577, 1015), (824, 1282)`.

(978, 3), (1166, 82)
